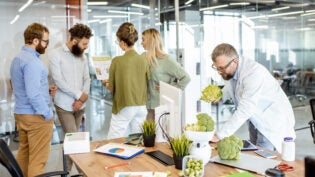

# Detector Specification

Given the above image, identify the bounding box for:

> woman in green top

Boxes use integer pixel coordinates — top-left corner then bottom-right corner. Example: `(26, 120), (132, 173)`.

(141, 28), (190, 121)
(103, 22), (150, 139)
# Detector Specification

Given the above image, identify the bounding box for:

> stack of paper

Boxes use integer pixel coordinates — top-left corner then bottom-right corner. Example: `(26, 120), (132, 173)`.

(64, 132), (90, 154)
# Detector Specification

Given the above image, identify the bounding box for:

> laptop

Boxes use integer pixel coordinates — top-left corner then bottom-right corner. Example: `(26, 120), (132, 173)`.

(210, 153), (281, 175)
(241, 140), (258, 151)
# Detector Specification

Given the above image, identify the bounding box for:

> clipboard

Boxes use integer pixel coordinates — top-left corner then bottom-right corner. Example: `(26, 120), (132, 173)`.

(94, 142), (145, 159)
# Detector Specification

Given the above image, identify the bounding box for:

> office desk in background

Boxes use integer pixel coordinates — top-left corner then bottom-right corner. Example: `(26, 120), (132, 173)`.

(69, 138), (304, 177)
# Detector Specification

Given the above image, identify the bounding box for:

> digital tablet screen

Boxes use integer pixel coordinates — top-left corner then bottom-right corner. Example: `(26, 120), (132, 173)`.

(241, 140), (258, 151)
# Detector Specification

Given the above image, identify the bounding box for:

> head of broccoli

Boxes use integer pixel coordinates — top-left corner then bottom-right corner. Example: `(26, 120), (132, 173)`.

(200, 84), (222, 103)
(185, 113), (214, 132)
(217, 135), (243, 160)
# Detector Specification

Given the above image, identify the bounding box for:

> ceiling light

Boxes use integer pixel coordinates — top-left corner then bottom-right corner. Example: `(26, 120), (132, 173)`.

(108, 10), (143, 15)
(185, 0), (194, 5)
(248, 15), (267, 20)
(229, 2), (250, 6)
(19, 0), (33, 12)
(200, 4), (229, 11)
(251, 25), (268, 29)
(131, 3), (150, 9)
(87, 9), (92, 12)
(296, 27), (312, 31)
(88, 19), (100, 24)
(308, 19), (315, 21)
(99, 19), (112, 24)
(268, 11), (304, 18)
(282, 16), (296, 20)
(306, 10), (315, 13)
(301, 12), (315, 17)
(93, 15), (128, 18)
(87, 1), (108, 6)
(271, 6), (290, 11)
(10, 15), (20, 24)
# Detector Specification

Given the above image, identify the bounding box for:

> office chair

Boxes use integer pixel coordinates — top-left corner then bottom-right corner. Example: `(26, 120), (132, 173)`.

(309, 99), (315, 144)
(305, 156), (315, 177)
(289, 71), (307, 106)
(0, 139), (68, 177)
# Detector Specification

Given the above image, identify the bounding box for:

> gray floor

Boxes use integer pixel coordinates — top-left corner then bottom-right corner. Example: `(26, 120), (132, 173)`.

(0, 93), (315, 176)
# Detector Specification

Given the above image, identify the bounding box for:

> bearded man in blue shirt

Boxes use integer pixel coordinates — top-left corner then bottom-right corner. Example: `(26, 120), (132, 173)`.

(10, 23), (55, 177)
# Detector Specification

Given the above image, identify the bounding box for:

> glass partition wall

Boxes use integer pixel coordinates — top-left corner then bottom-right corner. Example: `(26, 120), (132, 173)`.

(86, 0), (315, 123)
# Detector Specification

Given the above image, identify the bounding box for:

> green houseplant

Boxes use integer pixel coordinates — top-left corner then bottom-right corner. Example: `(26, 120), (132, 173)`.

(142, 120), (156, 147)
(170, 134), (192, 169)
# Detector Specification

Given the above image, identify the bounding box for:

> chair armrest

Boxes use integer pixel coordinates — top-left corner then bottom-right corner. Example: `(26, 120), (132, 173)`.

(35, 171), (68, 177)
(309, 120), (315, 125)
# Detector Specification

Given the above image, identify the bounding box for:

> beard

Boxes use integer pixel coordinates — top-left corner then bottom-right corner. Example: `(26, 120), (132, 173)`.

(35, 43), (46, 54)
(221, 73), (234, 80)
(71, 44), (84, 57)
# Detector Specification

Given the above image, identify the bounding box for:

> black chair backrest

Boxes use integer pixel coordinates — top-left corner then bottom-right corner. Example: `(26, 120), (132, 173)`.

(0, 139), (24, 177)
(309, 99), (315, 143)
(310, 99), (315, 120)
(305, 156), (315, 177)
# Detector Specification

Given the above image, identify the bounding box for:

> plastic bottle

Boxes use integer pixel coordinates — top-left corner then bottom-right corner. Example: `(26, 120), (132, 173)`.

(281, 137), (295, 161)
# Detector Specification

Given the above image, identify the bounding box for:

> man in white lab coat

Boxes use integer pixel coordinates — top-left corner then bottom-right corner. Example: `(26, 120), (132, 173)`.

(212, 43), (295, 152)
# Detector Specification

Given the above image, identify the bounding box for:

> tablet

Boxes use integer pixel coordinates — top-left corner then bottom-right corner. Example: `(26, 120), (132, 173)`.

(241, 140), (258, 151)
(146, 150), (174, 166)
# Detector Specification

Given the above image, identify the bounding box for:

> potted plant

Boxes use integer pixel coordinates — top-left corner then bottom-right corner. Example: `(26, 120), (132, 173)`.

(170, 134), (192, 169)
(142, 120), (156, 147)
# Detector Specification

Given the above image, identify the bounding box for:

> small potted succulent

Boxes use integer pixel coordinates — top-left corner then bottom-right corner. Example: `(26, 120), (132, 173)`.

(142, 120), (156, 147)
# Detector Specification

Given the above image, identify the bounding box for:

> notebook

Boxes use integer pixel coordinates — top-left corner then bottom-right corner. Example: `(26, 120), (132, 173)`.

(210, 153), (281, 175)
(94, 142), (145, 159)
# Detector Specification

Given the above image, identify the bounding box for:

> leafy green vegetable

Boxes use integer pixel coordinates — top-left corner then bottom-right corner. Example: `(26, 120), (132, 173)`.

(200, 84), (222, 103)
(185, 113), (214, 132)
(217, 135), (243, 160)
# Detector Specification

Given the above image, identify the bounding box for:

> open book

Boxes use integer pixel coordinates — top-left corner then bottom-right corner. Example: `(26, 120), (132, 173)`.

(92, 56), (111, 80)
(94, 142), (144, 159)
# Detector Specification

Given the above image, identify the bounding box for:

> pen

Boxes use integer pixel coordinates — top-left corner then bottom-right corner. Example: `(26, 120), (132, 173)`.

(104, 161), (130, 169)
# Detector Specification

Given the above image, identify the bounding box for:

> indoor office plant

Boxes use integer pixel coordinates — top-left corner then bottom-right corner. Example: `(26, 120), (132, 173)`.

(142, 120), (156, 147)
(170, 134), (192, 169)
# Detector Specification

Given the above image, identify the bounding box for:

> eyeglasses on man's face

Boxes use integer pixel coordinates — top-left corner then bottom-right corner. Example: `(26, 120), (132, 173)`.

(41, 39), (49, 45)
(212, 58), (237, 72)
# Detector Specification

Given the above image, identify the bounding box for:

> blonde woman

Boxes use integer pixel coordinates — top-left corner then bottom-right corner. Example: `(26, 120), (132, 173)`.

(141, 28), (190, 121)
(103, 22), (150, 139)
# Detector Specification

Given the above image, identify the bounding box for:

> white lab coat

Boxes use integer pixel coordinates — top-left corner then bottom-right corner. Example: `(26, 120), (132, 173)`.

(217, 57), (296, 152)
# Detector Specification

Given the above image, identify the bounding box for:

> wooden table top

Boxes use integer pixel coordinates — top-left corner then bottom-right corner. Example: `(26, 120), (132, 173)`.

(69, 138), (304, 177)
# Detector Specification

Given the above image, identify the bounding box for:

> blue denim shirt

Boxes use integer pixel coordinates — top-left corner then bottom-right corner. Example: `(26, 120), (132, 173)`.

(10, 46), (53, 119)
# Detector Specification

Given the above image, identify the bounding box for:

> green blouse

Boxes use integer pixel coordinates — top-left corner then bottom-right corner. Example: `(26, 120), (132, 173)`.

(108, 50), (149, 114)
(144, 54), (191, 109)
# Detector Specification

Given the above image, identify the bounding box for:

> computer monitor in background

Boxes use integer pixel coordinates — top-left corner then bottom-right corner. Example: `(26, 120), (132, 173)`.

(155, 81), (182, 141)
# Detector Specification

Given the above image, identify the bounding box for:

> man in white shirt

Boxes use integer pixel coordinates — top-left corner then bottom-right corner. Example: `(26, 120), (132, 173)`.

(48, 23), (92, 171)
(211, 43), (296, 152)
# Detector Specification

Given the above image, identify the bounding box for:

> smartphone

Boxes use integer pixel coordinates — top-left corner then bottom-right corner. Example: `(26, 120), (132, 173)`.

(254, 150), (277, 159)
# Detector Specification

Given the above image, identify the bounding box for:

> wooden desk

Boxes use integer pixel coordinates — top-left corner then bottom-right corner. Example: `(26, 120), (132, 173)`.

(69, 139), (304, 177)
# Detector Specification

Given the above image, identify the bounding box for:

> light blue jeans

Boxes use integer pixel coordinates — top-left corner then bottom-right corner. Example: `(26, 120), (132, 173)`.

(248, 121), (276, 151)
